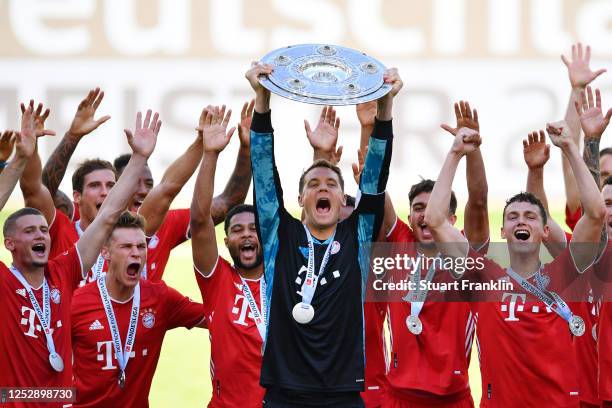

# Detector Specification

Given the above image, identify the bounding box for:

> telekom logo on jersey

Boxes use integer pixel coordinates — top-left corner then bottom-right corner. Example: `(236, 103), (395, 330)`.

(501, 292), (554, 321)
(232, 293), (253, 327)
(20, 306), (62, 338)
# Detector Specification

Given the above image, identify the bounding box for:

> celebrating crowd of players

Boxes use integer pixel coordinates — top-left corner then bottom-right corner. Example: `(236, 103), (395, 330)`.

(0, 42), (611, 408)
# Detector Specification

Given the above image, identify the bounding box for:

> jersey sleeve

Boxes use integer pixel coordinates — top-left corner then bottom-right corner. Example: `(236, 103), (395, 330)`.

(158, 208), (191, 248)
(250, 110), (292, 289)
(48, 245), (85, 292)
(359, 118), (393, 196)
(194, 256), (230, 311)
(548, 247), (590, 301)
(163, 283), (207, 330)
(385, 217), (413, 243)
(565, 204), (582, 232)
(49, 208), (75, 257)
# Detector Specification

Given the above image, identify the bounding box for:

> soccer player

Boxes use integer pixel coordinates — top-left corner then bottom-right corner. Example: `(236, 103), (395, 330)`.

(424, 119), (605, 406)
(246, 61), (399, 407)
(70, 211), (207, 407)
(0, 105), (156, 408)
(21, 90), (250, 283)
(190, 105), (266, 407)
(596, 176), (612, 407)
(109, 101), (253, 282)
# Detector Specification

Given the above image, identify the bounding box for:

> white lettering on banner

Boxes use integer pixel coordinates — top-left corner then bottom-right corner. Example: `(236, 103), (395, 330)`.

(270, 0), (343, 48)
(9, 0), (95, 55)
(432, 0), (465, 54)
(105, 0), (189, 55)
(501, 293), (526, 322)
(576, 2), (612, 54)
(531, 0), (572, 55)
(488, 0), (520, 54)
(232, 294), (250, 327)
(210, 0), (264, 55)
(347, 0), (424, 55)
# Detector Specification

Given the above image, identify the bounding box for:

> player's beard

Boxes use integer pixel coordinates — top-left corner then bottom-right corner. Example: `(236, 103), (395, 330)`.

(31, 260), (48, 268)
(230, 249), (263, 271)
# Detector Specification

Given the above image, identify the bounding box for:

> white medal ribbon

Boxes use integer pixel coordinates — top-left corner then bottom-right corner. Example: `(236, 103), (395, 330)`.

(9, 266), (62, 370)
(97, 275), (140, 384)
(403, 253), (438, 319)
(506, 267), (575, 324)
(141, 264), (147, 280)
(299, 225), (336, 306)
(240, 277), (267, 341)
(75, 221), (106, 280)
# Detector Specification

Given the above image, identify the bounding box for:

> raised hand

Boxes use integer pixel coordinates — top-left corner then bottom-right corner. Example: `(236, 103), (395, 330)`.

(382, 68), (403, 99)
(356, 101), (377, 128)
(441, 100), (479, 136)
(546, 121), (573, 149)
(523, 130), (550, 169)
(66, 88), (110, 138)
(0, 131), (15, 161)
(305, 106), (341, 153)
(352, 146), (367, 185)
(450, 127), (481, 156)
(197, 105), (235, 154)
(125, 110), (161, 159)
(575, 86), (612, 140)
(561, 43), (606, 89)
(19, 100), (55, 137)
(245, 61), (274, 94)
(16, 105), (41, 159)
(237, 99), (254, 148)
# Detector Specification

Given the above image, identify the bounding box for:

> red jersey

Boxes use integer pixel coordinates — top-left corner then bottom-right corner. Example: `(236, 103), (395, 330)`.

(0, 247), (84, 408)
(49, 208), (190, 283)
(142, 208), (190, 282)
(564, 215), (600, 405)
(361, 302), (388, 407)
(467, 248), (581, 407)
(595, 242), (612, 401)
(194, 257), (266, 408)
(385, 218), (474, 403)
(71, 278), (205, 407)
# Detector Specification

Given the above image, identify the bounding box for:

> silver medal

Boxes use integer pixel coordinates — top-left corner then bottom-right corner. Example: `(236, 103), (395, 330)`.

(48, 352), (64, 372)
(118, 371), (126, 389)
(292, 302), (315, 324)
(569, 315), (585, 337)
(406, 315), (423, 335)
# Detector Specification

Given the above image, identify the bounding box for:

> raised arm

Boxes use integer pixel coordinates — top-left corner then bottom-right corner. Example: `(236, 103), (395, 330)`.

(306, 106), (343, 164)
(0, 108), (40, 211)
(18, 101), (57, 224)
(41, 88), (110, 201)
(547, 91), (607, 270)
(424, 128), (479, 261)
(441, 101), (489, 247)
(560, 44), (606, 215)
(191, 106), (235, 275)
(0, 131), (16, 176)
(77, 110), (160, 272)
(522, 128), (567, 256)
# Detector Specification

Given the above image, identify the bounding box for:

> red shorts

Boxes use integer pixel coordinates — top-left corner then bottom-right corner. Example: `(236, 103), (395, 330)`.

(384, 388), (474, 408)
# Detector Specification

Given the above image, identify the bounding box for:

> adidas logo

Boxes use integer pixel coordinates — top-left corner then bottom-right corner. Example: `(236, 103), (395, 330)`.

(15, 288), (26, 297)
(89, 320), (104, 331)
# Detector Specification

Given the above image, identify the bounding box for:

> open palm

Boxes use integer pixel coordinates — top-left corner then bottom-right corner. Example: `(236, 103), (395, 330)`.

(200, 105), (235, 153)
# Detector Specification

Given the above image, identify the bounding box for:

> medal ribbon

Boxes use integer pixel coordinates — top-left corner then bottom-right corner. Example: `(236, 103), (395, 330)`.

(506, 267), (574, 323)
(300, 225), (336, 306)
(404, 253), (438, 319)
(9, 266), (59, 358)
(97, 275), (140, 378)
(240, 277), (267, 341)
(75, 221), (106, 280)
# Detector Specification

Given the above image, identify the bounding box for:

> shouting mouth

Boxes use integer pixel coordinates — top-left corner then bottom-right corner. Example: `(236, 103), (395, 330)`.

(126, 262), (141, 277)
(316, 198), (331, 215)
(514, 229), (531, 241)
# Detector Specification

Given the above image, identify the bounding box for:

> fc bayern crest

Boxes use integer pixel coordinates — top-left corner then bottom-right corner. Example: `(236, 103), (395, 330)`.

(330, 241), (341, 255)
(148, 235), (160, 249)
(142, 311), (155, 329)
(50, 288), (61, 304)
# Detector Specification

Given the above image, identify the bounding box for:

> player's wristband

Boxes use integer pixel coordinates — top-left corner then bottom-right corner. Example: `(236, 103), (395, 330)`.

(0, 160), (8, 169)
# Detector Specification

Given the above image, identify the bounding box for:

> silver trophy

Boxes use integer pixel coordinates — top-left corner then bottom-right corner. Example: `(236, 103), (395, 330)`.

(258, 44), (391, 105)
